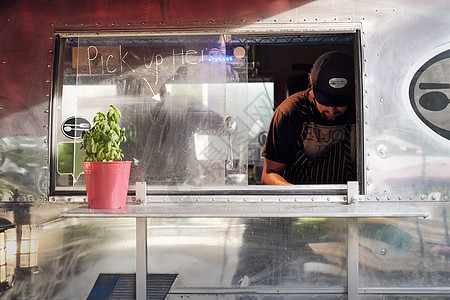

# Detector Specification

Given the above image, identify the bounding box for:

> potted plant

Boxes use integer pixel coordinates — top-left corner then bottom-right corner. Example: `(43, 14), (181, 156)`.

(81, 105), (131, 209)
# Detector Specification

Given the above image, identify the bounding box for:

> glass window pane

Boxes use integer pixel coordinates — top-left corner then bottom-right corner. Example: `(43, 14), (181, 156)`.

(55, 35), (248, 191)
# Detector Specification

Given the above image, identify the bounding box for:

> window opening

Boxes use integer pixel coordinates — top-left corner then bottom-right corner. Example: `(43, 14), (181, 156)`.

(50, 31), (361, 196)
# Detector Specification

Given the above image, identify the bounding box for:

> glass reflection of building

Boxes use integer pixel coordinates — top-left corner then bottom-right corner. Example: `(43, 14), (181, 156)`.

(11, 204), (39, 279)
(0, 202), (40, 294)
(0, 218), (15, 292)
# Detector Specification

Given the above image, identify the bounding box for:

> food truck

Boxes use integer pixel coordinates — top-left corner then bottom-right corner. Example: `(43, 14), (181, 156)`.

(0, 0), (449, 299)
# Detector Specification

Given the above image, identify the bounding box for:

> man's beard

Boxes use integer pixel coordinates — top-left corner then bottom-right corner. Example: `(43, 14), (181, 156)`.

(320, 111), (346, 121)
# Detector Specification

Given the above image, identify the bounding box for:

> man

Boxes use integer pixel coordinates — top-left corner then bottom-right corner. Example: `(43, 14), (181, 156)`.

(261, 51), (356, 185)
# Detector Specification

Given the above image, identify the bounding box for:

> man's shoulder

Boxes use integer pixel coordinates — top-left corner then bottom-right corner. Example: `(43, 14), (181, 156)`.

(277, 89), (312, 114)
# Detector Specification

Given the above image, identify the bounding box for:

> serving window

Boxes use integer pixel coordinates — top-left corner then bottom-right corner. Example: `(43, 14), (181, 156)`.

(50, 30), (361, 197)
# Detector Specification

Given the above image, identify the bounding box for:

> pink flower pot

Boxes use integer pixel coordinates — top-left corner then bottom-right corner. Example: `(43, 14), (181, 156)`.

(83, 161), (132, 209)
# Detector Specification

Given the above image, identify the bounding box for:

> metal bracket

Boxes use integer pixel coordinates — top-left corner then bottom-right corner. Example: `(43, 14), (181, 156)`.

(136, 182), (147, 205)
(347, 181), (363, 204)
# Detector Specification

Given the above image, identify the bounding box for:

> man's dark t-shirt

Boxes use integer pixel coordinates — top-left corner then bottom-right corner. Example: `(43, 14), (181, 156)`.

(262, 89), (356, 184)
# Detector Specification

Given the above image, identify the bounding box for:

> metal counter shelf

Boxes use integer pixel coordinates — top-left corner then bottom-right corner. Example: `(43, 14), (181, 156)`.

(60, 201), (428, 218)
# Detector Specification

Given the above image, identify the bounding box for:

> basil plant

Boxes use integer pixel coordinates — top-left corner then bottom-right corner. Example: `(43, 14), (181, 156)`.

(81, 105), (126, 162)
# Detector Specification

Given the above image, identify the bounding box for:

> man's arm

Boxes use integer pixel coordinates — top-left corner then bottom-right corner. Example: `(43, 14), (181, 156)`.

(261, 158), (292, 185)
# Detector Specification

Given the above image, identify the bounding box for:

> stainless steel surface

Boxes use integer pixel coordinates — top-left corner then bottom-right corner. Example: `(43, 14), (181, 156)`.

(0, 202), (442, 299)
(60, 202), (428, 218)
(0, 0), (450, 298)
(0, 0), (448, 201)
(136, 218), (147, 300)
(347, 218), (358, 300)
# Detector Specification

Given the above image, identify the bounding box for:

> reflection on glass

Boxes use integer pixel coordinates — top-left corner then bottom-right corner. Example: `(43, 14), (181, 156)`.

(55, 35), (249, 190)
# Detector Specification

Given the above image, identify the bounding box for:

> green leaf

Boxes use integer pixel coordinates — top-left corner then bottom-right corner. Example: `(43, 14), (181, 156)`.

(80, 105), (127, 161)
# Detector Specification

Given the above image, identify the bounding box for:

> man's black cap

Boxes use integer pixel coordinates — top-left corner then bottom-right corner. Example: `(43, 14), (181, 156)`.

(311, 51), (355, 107)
